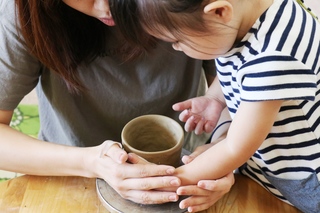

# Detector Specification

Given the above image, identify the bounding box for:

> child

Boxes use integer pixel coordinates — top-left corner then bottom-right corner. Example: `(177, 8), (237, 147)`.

(110, 0), (320, 212)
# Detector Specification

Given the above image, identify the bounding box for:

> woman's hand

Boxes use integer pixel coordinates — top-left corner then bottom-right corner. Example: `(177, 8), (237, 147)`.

(94, 141), (181, 204)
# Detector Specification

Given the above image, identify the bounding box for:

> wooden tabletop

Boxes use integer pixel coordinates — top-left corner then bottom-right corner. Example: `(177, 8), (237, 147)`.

(0, 174), (301, 213)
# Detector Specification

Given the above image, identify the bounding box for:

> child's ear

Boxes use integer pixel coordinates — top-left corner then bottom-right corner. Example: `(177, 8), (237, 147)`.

(204, 1), (233, 23)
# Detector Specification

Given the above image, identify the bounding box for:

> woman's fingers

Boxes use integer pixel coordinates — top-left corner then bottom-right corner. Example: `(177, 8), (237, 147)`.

(109, 172), (180, 204)
(103, 161), (181, 204)
(127, 153), (150, 165)
(123, 188), (179, 204)
(121, 175), (180, 192)
(101, 140), (128, 163)
(117, 161), (176, 179)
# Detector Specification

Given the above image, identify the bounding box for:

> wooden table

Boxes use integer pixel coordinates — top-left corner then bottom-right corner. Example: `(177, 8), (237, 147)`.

(0, 174), (301, 213)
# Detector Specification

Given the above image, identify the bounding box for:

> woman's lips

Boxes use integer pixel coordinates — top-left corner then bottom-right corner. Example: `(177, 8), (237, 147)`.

(99, 18), (115, 26)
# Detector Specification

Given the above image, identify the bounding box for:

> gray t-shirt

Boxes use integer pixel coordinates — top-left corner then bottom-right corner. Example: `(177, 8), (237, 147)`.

(0, 1), (215, 149)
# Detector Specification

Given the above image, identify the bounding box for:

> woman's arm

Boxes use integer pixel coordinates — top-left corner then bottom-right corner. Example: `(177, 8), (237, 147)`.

(174, 100), (283, 185)
(0, 109), (108, 177)
(0, 109), (181, 204)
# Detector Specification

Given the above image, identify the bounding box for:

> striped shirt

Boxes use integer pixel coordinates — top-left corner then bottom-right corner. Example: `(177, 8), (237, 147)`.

(216, 0), (320, 206)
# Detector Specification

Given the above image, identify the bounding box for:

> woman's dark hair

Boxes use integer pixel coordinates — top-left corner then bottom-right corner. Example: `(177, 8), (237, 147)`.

(110, 0), (209, 49)
(109, 0), (158, 52)
(15, 0), (146, 93)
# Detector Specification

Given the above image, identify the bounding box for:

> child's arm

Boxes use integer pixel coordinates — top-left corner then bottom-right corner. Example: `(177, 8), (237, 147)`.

(174, 99), (283, 185)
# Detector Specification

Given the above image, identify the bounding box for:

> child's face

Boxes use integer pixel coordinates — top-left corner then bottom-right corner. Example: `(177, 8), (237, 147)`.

(62, 0), (115, 26)
(154, 28), (238, 60)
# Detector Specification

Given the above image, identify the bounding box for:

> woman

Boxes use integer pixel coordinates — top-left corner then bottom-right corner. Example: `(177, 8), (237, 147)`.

(0, 0), (234, 212)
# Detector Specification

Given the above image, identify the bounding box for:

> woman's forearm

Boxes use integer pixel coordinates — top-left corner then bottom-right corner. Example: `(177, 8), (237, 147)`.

(0, 124), (98, 177)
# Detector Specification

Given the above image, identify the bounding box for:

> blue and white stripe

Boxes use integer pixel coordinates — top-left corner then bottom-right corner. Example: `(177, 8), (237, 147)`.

(216, 0), (320, 203)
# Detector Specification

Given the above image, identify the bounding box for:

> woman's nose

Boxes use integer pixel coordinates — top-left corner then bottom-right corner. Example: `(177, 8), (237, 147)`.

(94, 0), (110, 13)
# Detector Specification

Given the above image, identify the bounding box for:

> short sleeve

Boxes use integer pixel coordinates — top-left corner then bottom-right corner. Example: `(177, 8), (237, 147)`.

(0, 1), (41, 110)
(237, 51), (317, 101)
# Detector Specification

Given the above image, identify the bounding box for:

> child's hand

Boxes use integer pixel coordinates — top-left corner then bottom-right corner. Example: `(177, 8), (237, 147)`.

(177, 172), (234, 212)
(173, 96), (224, 134)
(181, 143), (214, 165)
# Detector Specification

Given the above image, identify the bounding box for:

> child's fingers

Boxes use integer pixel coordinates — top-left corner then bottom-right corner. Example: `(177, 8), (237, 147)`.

(204, 120), (216, 133)
(184, 116), (196, 131)
(194, 117), (205, 135)
(184, 115), (202, 132)
(179, 109), (191, 122)
(181, 155), (194, 164)
(177, 186), (215, 212)
(198, 172), (234, 192)
(172, 100), (192, 111)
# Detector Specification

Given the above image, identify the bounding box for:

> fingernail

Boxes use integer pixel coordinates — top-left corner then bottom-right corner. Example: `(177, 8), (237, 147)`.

(169, 194), (178, 201)
(166, 168), (175, 174)
(170, 179), (180, 186)
(118, 153), (126, 163)
(179, 203), (185, 209)
(198, 181), (205, 187)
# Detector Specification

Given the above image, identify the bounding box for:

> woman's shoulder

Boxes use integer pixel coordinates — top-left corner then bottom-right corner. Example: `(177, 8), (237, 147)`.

(0, 0), (19, 33)
(0, 0), (16, 19)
